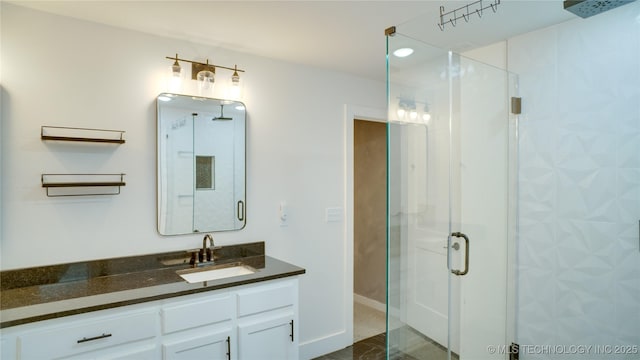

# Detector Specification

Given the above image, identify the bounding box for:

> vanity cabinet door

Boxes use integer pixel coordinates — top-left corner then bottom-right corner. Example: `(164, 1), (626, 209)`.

(161, 291), (236, 360)
(238, 313), (296, 360)
(163, 328), (233, 360)
(236, 279), (299, 360)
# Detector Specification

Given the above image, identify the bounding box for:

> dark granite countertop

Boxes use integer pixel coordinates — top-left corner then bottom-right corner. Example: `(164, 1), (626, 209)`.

(0, 242), (305, 328)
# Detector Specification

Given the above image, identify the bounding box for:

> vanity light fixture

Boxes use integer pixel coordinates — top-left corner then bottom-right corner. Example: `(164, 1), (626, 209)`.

(165, 54), (245, 96)
(396, 98), (431, 125)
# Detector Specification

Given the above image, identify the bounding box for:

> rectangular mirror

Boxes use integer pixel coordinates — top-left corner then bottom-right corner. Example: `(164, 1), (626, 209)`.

(157, 93), (246, 235)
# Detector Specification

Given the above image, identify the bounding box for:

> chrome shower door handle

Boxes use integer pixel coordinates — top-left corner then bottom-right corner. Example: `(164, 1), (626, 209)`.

(450, 232), (469, 276)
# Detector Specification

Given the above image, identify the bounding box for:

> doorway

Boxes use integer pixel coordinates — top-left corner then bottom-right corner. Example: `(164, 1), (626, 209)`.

(353, 119), (387, 343)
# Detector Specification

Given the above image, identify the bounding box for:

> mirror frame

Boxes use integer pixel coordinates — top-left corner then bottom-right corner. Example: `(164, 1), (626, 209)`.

(156, 93), (246, 235)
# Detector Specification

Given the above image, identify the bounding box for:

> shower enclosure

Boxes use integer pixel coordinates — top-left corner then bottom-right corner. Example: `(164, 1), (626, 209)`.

(385, 29), (519, 359)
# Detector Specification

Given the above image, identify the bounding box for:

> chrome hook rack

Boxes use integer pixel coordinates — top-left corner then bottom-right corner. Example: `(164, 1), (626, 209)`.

(438, 0), (500, 31)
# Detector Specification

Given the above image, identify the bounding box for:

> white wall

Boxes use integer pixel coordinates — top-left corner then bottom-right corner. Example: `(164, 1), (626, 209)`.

(0, 4), (385, 358)
(0, 2), (4, 271)
(509, 3), (640, 357)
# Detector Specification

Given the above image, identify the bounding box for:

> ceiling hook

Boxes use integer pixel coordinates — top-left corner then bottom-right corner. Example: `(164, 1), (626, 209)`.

(490, 0), (499, 13)
(462, 5), (470, 22)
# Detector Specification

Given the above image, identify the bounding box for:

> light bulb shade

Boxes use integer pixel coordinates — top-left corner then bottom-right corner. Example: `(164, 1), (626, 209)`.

(231, 70), (240, 86)
(197, 70), (215, 93)
(167, 64), (184, 93)
(409, 110), (418, 120)
(171, 61), (182, 77)
(225, 68), (242, 100)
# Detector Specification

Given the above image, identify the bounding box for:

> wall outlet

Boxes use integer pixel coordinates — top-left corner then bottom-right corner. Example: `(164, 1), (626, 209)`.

(325, 207), (343, 223)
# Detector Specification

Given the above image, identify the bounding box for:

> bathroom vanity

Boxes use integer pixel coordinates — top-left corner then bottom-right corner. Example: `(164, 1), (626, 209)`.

(0, 242), (305, 360)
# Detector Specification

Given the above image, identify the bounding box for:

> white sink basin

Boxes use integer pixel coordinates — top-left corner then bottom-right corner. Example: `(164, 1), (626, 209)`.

(177, 263), (256, 283)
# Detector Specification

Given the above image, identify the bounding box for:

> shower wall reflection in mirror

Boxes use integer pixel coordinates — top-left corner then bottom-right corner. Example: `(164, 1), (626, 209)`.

(157, 93), (246, 235)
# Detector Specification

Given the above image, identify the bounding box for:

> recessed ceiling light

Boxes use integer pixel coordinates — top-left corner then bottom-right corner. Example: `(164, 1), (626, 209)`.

(393, 48), (414, 58)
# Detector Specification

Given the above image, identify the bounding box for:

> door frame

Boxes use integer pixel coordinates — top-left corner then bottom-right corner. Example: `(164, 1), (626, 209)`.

(343, 104), (387, 347)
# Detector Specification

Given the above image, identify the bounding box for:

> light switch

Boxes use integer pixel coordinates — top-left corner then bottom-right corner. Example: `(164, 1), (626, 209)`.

(279, 201), (288, 227)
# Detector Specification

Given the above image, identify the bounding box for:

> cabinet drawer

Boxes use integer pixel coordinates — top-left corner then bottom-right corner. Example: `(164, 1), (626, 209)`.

(18, 310), (157, 359)
(162, 293), (234, 334)
(237, 280), (295, 317)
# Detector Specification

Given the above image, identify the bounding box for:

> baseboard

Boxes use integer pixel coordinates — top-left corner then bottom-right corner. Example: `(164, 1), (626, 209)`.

(299, 295), (388, 359)
(354, 293), (386, 313)
(299, 329), (352, 360)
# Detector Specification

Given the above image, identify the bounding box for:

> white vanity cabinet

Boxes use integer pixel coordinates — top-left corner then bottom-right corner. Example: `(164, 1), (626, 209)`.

(237, 279), (299, 360)
(0, 277), (300, 360)
(159, 278), (300, 360)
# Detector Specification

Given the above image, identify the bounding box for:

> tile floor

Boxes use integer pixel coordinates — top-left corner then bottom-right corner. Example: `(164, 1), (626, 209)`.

(314, 302), (455, 360)
(314, 329), (454, 360)
(353, 301), (386, 343)
(313, 333), (389, 360)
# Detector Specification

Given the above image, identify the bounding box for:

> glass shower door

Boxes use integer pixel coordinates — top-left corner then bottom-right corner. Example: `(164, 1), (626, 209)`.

(386, 32), (518, 359)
